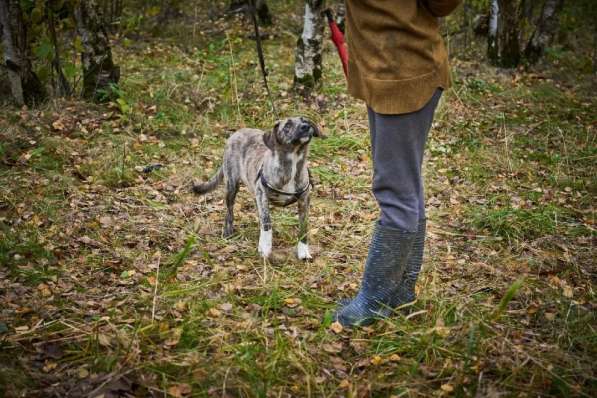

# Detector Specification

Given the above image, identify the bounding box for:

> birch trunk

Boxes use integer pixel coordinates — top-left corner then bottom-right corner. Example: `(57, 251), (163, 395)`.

(487, 0), (499, 63)
(0, 0), (45, 105)
(524, 0), (564, 64)
(294, 0), (325, 89)
(74, 0), (120, 100)
(489, 0), (522, 68)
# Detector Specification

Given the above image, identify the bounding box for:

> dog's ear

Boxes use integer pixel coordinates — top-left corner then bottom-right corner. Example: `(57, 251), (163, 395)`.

(310, 121), (324, 138)
(263, 121), (280, 150)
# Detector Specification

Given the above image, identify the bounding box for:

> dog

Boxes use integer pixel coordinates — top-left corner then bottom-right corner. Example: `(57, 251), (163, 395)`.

(192, 117), (321, 260)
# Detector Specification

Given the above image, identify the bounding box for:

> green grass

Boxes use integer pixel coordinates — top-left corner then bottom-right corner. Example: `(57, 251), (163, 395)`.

(0, 1), (595, 397)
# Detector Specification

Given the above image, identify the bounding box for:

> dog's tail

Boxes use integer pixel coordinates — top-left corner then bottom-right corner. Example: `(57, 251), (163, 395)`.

(192, 167), (224, 195)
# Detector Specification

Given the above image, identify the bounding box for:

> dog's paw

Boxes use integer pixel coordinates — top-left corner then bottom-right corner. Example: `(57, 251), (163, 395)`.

(297, 242), (312, 261)
(258, 229), (272, 259)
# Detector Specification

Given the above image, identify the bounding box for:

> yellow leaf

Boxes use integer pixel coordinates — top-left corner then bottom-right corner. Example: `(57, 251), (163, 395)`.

(42, 361), (57, 373)
(284, 298), (301, 308)
(389, 354), (401, 362)
(330, 321), (343, 334)
(441, 384), (454, 393)
(78, 367), (89, 379)
(370, 355), (383, 366)
(208, 308), (221, 317)
(339, 379), (350, 389)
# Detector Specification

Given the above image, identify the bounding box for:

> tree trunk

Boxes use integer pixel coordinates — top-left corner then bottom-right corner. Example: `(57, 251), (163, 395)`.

(74, 0), (120, 101)
(0, 0), (45, 105)
(229, 0), (272, 25)
(47, 1), (71, 97)
(490, 0), (522, 68)
(487, 0), (499, 63)
(294, 0), (325, 89)
(524, 0), (564, 64)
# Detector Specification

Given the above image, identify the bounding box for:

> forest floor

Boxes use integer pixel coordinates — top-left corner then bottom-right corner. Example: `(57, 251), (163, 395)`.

(0, 3), (595, 397)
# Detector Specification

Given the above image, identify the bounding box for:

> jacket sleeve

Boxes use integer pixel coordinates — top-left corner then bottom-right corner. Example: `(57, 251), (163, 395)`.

(423, 0), (463, 17)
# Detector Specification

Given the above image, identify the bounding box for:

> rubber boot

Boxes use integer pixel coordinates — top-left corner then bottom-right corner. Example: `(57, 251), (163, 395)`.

(335, 222), (416, 327)
(395, 218), (426, 305)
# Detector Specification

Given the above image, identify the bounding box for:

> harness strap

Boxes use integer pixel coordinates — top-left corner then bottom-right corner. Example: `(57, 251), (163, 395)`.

(256, 166), (312, 204)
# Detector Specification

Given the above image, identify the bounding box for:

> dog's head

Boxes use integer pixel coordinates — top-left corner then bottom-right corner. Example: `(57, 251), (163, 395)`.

(263, 117), (322, 151)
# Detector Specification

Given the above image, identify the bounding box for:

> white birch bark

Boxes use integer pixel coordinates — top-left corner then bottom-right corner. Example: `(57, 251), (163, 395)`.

(74, 0), (120, 100)
(294, 0), (325, 88)
(487, 0), (499, 63)
(524, 0), (564, 64)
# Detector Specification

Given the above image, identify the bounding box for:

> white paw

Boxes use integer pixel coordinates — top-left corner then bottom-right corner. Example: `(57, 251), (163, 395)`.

(297, 241), (312, 260)
(258, 228), (272, 259)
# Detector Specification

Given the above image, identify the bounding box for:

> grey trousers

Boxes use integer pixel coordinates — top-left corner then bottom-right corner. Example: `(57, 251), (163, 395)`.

(368, 89), (442, 232)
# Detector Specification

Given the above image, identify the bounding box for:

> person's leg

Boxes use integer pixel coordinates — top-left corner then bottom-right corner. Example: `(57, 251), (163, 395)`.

(335, 89), (442, 327)
(370, 89), (441, 231)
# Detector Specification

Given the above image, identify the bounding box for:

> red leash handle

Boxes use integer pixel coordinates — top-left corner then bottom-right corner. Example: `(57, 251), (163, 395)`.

(324, 9), (348, 79)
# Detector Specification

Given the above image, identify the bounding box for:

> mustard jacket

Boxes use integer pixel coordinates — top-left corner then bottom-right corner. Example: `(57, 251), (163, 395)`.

(345, 0), (462, 114)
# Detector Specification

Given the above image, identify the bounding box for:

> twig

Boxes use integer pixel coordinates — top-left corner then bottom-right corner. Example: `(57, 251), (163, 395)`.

(431, 228), (503, 240)
(151, 252), (161, 323)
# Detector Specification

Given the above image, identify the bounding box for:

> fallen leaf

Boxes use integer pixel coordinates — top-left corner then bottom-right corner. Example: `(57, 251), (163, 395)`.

(330, 321), (343, 334)
(168, 383), (192, 397)
(370, 355), (383, 366)
(389, 353), (401, 362)
(284, 298), (301, 308)
(98, 333), (112, 347)
(544, 312), (556, 321)
(52, 119), (65, 131)
(441, 384), (454, 393)
(42, 361), (57, 373)
(208, 308), (222, 317)
(78, 367), (89, 379)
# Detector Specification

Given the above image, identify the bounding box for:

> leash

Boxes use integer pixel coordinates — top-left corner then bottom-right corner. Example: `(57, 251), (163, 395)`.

(323, 9), (348, 78)
(248, 0), (279, 118)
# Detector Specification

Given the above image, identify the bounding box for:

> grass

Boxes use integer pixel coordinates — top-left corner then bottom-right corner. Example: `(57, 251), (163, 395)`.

(0, 1), (596, 397)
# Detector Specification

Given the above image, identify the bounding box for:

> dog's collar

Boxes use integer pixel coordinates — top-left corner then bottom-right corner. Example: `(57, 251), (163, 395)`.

(256, 166), (312, 205)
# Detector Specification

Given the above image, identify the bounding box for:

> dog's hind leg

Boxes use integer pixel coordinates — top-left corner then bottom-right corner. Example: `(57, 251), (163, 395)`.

(223, 179), (240, 238)
(297, 193), (312, 260)
(255, 184), (272, 259)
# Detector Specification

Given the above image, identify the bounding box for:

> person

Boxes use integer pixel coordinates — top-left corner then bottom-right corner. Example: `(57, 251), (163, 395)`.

(335, 0), (463, 327)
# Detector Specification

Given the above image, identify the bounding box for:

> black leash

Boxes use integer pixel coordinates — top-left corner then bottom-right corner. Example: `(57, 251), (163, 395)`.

(248, 0), (278, 118)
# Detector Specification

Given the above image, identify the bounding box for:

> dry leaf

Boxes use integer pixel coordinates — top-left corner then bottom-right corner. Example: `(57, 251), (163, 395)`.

(208, 308), (222, 317)
(370, 355), (383, 366)
(78, 367), (89, 379)
(98, 333), (112, 347)
(52, 119), (65, 131)
(168, 383), (192, 397)
(284, 298), (301, 308)
(330, 321), (343, 334)
(441, 384), (454, 393)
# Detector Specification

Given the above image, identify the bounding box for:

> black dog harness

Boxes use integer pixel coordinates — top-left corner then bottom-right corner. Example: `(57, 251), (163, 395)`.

(256, 167), (312, 206)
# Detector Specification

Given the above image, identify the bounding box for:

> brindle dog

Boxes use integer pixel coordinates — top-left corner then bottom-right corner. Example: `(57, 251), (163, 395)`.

(193, 117), (321, 260)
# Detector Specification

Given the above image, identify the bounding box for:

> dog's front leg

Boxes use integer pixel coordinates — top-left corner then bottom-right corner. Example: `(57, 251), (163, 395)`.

(297, 193), (312, 260)
(255, 184), (272, 259)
